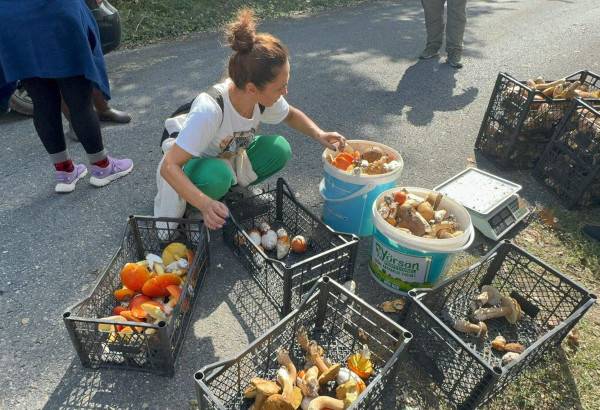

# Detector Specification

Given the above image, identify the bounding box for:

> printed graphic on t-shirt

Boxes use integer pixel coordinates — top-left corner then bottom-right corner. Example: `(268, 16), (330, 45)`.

(219, 128), (256, 154)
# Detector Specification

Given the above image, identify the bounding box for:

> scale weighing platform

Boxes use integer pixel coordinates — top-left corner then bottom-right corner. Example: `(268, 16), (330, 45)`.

(434, 168), (530, 241)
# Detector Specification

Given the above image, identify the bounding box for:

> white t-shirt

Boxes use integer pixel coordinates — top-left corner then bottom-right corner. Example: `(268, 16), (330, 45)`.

(175, 79), (290, 158)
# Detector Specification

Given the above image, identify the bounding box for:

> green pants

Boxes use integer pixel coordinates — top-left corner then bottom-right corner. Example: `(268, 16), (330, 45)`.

(183, 135), (292, 200)
(421, 0), (467, 53)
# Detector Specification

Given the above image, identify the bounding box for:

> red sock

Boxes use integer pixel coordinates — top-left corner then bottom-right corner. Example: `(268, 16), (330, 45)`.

(54, 160), (74, 173)
(93, 158), (110, 168)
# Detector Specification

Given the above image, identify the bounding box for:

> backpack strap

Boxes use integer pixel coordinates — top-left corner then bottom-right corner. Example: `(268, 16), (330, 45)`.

(207, 85), (266, 115)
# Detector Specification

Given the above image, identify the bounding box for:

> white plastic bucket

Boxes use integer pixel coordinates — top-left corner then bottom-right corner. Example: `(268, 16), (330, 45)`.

(369, 187), (475, 294)
(320, 140), (403, 236)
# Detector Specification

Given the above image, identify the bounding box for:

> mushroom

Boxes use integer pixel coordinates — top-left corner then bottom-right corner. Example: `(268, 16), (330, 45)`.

(276, 229), (291, 260)
(336, 367), (364, 386)
(416, 201), (435, 221)
(491, 336), (525, 353)
(362, 146), (383, 163)
(346, 345), (373, 380)
(259, 222), (272, 235)
(453, 319), (488, 338)
(306, 341), (340, 385)
(427, 192), (444, 210)
(398, 203), (431, 236)
(472, 296), (523, 324)
(501, 352), (521, 366)
(291, 236), (308, 254)
(471, 285), (502, 310)
(297, 366), (319, 398)
(335, 379), (360, 407)
(262, 229), (278, 251)
(277, 348), (297, 386)
(141, 303), (168, 322)
(307, 396), (345, 410)
(433, 209), (447, 223)
(249, 228), (262, 246)
(263, 367), (297, 410)
(249, 378), (281, 410)
(491, 335), (507, 351)
(165, 285), (181, 308)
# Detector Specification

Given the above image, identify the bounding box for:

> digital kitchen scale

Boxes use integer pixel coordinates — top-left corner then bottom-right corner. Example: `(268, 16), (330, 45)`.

(434, 168), (531, 241)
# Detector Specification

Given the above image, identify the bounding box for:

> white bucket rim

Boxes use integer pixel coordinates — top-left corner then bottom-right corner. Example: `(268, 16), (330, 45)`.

(372, 186), (474, 252)
(322, 140), (404, 184)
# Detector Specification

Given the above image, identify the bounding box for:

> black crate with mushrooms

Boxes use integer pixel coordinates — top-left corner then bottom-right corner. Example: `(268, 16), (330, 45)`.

(235, 223), (309, 261)
(243, 327), (378, 410)
(375, 188), (467, 240)
(323, 141), (402, 176)
(451, 285), (528, 367)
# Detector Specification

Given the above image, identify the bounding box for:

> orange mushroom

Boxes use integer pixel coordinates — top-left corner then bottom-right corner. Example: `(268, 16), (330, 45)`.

(120, 263), (151, 292)
(114, 287), (135, 301)
(128, 294), (152, 318)
(141, 274), (182, 298)
(166, 285), (182, 307)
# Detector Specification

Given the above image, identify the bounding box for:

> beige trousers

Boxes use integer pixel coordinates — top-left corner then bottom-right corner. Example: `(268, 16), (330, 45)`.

(421, 0), (467, 53)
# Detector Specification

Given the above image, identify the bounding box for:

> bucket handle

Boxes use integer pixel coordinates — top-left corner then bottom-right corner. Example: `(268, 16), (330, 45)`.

(319, 179), (376, 203)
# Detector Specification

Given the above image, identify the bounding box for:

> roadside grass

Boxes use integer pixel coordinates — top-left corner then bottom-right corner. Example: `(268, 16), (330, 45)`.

(111, 0), (374, 48)
(446, 207), (600, 410)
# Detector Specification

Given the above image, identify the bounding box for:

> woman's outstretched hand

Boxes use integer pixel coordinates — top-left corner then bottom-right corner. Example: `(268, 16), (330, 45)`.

(317, 131), (346, 151)
(199, 197), (230, 230)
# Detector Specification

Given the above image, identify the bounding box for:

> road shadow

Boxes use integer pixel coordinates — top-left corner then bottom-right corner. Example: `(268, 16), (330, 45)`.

(395, 59), (478, 126)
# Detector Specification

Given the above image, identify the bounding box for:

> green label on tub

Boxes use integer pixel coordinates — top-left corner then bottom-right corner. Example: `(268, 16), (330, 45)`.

(371, 240), (431, 284)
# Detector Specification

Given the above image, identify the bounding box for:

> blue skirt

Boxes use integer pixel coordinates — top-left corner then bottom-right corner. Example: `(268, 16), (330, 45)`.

(0, 0), (110, 99)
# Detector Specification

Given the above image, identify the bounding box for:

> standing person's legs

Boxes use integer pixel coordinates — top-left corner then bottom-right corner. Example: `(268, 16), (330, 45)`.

(58, 76), (133, 186)
(92, 88), (132, 124)
(446, 0), (467, 68)
(21, 77), (88, 192)
(420, 0), (445, 59)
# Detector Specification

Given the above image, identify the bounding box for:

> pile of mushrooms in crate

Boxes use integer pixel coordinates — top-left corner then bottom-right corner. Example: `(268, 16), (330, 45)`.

(452, 285), (525, 366)
(244, 327), (374, 409)
(97, 242), (192, 342)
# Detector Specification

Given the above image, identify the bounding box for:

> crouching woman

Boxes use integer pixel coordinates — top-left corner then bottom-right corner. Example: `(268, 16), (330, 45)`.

(155, 9), (345, 230)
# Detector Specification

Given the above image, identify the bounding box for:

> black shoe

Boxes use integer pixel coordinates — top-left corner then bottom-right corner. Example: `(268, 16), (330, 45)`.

(582, 224), (600, 242)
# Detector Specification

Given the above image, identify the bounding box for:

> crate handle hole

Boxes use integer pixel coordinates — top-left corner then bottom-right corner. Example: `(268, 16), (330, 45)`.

(158, 321), (167, 328)
(194, 371), (204, 380)
(403, 331), (413, 340)
(493, 366), (502, 375)
(63, 312), (71, 318)
(590, 293), (597, 301)
(408, 290), (417, 297)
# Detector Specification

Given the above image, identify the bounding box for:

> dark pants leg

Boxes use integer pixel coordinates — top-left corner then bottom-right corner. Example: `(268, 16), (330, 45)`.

(57, 76), (105, 159)
(21, 78), (66, 156)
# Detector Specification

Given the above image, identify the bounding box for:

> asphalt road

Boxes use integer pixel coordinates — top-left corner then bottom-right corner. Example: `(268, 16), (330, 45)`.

(1, 0), (599, 408)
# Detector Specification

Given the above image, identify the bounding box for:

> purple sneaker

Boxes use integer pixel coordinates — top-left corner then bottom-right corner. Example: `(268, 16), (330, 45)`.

(89, 156), (134, 187)
(55, 164), (88, 193)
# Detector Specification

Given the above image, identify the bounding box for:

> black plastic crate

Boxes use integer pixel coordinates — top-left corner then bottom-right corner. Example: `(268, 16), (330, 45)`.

(223, 178), (359, 317)
(63, 216), (209, 376)
(402, 241), (596, 409)
(534, 99), (600, 208)
(195, 277), (413, 410)
(475, 70), (600, 169)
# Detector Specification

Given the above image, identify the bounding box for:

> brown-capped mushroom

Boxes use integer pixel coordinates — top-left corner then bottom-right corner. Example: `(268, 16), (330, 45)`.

(263, 367), (297, 410)
(473, 296), (523, 324)
(307, 341), (340, 385)
(471, 285), (502, 310)
(249, 378), (281, 410)
(362, 146), (383, 163)
(298, 366), (319, 398)
(491, 335), (507, 351)
(453, 319), (488, 338)
(416, 201), (435, 221)
(398, 204), (431, 236)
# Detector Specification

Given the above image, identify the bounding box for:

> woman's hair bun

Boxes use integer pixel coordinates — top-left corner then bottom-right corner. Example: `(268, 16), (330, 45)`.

(225, 8), (257, 53)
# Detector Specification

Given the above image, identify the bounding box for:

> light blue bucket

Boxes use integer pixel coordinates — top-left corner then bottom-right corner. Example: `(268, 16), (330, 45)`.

(320, 141), (403, 237)
(369, 187), (475, 294)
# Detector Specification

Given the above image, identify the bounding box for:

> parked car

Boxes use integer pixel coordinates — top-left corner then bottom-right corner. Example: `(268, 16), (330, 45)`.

(8, 0), (122, 116)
